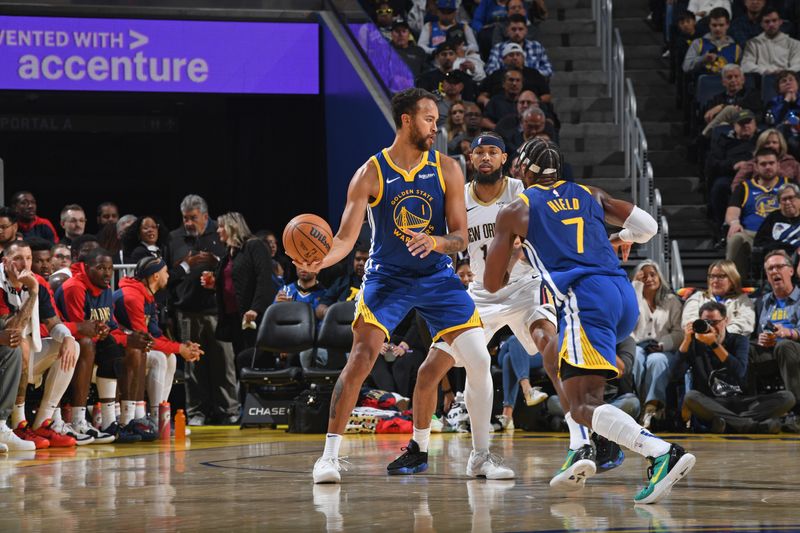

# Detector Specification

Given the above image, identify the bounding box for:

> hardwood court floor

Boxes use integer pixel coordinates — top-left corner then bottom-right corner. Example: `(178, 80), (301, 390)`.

(1, 428), (799, 532)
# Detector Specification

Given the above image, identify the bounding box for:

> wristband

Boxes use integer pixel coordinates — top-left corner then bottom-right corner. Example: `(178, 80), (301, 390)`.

(429, 235), (437, 251)
(50, 323), (72, 343)
(710, 342), (720, 350)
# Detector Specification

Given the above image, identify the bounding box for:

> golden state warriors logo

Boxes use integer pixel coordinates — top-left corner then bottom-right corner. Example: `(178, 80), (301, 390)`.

(755, 192), (780, 218)
(391, 189), (434, 242)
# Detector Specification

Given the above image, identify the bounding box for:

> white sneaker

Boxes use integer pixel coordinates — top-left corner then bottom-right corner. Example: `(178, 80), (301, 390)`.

(313, 456), (347, 484)
(52, 419), (95, 446)
(466, 450), (515, 479)
(72, 418), (115, 444)
(0, 424), (36, 451)
(525, 387), (548, 406)
(497, 414), (515, 431)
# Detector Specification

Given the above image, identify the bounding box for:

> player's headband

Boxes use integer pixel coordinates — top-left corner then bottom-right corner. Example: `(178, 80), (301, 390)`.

(470, 135), (505, 152)
(137, 257), (167, 279)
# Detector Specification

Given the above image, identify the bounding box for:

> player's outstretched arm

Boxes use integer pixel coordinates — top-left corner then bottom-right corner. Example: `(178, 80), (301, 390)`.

(484, 199), (529, 293)
(406, 155), (469, 258)
(309, 161), (379, 272)
(587, 186), (658, 257)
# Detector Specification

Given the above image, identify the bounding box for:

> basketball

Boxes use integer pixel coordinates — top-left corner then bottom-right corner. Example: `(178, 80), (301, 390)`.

(282, 213), (333, 264)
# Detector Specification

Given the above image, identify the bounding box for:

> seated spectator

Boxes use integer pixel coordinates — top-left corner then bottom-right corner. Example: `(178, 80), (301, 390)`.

(437, 70), (471, 127)
(505, 106), (555, 155)
(496, 334), (547, 430)
(681, 259), (756, 336)
(50, 242), (71, 275)
(418, 0), (478, 55)
(754, 183), (800, 258)
(701, 64), (762, 135)
(56, 247), (153, 442)
(750, 250), (800, 407)
(767, 70), (800, 126)
(390, 19), (427, 78)
(741, 7), (800, 75)
(495, 89), (538, 146)
(631, 260), (684, 428)
(733, 129), (800, 188)
(683, 8), (741, 77)
(478, 43), (550, 107)
(444, 100), (467, 144)
(455, 257), (473, 288)
(28, 237), (53, 280)
(316, 246), (368, 319)
(725, 147), (789, 276)
(95, 201), (119, 232)
(373, 2), (396, 41)
(121, 215), (168, 263)
(370, 311), (426, 398)
(48, 234), (100, 293)
(275, 267), (326, 368)
(470, 0), (507, 34)
(448, 27), (486, 83)
(682, 301), (794, 433)
(417, 41), (478, 102)
(10, 191), (58, 243)
(258, 229), (295, 288)
(97, 214), (133, 266)
(448, 101), (482, 155)
(59, 204), (86, 247)
(485, 14), (552, 77)
(201, 212), (275, 354)
(688, 0), (731, 21)
(0, 207), (19, 254)
(669, 11), (700, 64)
(491, 0), (539, 45)
(730, 0), (770, 44)
(482, 68), (522, 130)
(707, 109), (759, 225)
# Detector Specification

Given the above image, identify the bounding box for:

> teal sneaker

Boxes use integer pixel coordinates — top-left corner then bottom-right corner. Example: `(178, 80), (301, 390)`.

(549, 444), (596, 491)
(634, 443), (696, 504)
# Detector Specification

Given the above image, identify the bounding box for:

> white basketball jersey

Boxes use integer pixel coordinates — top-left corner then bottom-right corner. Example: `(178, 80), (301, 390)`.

(465, 177), (538, 296)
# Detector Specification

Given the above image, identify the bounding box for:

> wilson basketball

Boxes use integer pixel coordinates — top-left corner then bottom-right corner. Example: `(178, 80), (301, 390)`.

(282, 213), (333, 264)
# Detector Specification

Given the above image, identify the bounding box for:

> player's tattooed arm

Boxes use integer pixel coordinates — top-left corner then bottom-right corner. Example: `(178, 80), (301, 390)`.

(436, 232), (467, 254)
(440, 154), (469, 254)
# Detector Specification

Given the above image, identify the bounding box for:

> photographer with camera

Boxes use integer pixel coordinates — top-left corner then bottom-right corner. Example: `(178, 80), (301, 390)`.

(682, 301), (795, 433)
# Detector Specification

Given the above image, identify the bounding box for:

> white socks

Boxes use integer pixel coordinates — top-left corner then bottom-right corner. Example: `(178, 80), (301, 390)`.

(565, 412), (591, 450)
(591, 404), (670, 458)
(72, 406), (87, 426)
(452, 328), (493, 453)
(12, 404), (25, 427)
(101, 402), (116, 429)
(413, 426), (431, 452)
(33, 362), (74, 428)
(135, 401), (146, 419)
(33, 402), (57, 429)
(323, 434), (342, 459)
(120, 401), (136, 425)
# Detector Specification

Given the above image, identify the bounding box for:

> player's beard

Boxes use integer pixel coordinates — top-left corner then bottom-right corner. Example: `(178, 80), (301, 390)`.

(473, 167), (503, 184)
(410, 123), (433, 152)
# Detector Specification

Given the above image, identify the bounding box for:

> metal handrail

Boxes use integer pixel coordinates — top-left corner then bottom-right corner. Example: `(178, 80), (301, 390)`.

(113, 264), (136, 288)
(670, 240), (685, 289)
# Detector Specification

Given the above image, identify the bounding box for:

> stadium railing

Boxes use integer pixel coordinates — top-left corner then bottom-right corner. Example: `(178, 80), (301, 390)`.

(594, 0), (684, 286)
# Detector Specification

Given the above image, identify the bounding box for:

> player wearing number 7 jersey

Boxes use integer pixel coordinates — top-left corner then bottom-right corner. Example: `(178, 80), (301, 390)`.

(485, 139), (695, 505)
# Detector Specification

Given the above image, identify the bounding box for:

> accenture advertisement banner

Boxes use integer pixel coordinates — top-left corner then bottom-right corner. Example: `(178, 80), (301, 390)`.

(0, 16), (319, 94)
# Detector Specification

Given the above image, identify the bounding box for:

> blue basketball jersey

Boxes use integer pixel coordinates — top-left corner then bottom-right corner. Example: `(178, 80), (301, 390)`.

(367, 148), (451, 274)
(520, 181), (626, 297)
(739, 177), (788, 231)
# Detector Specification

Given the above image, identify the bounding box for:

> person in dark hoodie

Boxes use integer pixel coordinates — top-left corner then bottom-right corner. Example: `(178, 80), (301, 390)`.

(56, 247), (153, 443)
(164, 194), (237, 426)
(114, 256), (203, 422)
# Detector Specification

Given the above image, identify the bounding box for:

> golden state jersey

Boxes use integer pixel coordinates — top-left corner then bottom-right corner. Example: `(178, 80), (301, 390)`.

(519, 180), (627, 297)
(367, 148), (451, 274)
(465, 177), (537, 293)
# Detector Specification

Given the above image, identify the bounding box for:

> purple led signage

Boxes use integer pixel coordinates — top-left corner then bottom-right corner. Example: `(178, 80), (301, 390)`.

(0, 16), (319, 94)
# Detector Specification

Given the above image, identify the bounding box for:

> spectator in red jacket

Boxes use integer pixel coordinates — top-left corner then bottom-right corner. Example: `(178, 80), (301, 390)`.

(10, 191), (58, 244)
(114, 256), (203, 420)
(56, 248), (153, 443)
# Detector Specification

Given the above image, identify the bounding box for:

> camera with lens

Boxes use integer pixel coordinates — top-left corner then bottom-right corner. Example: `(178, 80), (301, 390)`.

(693, 319), (712, 334)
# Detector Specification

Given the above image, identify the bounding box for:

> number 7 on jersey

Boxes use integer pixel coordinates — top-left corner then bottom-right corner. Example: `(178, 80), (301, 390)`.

(561, 217), (584, 253)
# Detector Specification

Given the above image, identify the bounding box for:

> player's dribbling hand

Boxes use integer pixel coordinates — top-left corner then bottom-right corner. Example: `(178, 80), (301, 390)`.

(404, 229), (436, 258)
(609, 235), (632, 261)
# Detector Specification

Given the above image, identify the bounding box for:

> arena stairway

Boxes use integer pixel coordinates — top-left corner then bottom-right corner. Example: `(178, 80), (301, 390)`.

(611, 0), (725, 285)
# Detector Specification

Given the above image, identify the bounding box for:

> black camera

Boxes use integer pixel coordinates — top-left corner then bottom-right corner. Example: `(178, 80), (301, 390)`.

(693, 319), (711, 334)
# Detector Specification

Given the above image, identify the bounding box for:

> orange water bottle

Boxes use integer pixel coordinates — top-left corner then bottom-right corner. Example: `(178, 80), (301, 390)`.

(174, 409), (186, 442)
(92, 402), (103, 429)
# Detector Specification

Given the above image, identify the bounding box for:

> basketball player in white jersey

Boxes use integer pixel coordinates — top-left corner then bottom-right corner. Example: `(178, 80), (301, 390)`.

(434, 132), (557, 422)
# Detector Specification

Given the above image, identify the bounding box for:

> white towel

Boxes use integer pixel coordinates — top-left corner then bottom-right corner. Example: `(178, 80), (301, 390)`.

(0, 267), (41, 381)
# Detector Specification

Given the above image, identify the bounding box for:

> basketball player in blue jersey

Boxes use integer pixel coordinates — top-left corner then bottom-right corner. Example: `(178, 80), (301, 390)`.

(301, 88), (512, 484)
(485, 139), (696, 504)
